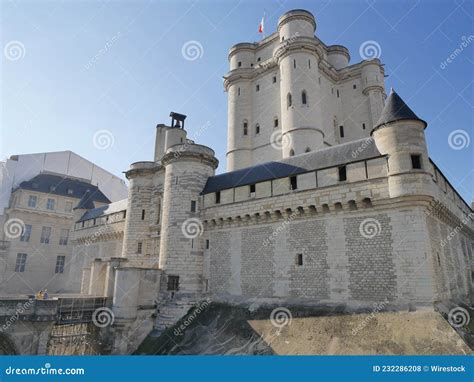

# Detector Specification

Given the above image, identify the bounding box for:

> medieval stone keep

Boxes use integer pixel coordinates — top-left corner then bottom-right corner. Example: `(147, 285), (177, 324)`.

(65, 9), (471, 353)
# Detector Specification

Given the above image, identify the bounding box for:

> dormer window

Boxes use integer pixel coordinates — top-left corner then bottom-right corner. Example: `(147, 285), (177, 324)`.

(67, 188), (73, 195)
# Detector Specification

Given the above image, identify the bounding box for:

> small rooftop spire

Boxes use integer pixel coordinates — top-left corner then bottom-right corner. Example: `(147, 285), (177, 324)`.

(372, 89), (427, 133)
(73, 190), (95, 210)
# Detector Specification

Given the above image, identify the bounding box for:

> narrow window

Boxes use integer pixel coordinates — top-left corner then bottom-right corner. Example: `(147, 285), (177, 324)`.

(255, 124), (260, 135)
(46, 198), (55, 211)
(250, 184), (256, 194)
(256, 84), (260, 92)
(140, 210), (145, 220)
(206, 239), (210, 249)
(272, 76), (276, 83)
(353, 84), (357, 89)
(238, 87), (241, 96)
(191, 200), (197, 212)
(28, 195), (37, 208)
(243, 121), (248, 136)
(20, 224), (32, 242)
(318, 77), (321, 84)
(302, 90), (307, 105)
(411, 154), (422, 169)
(215, 191), (221, 204)
(191, 239), (194, 248)
(339, 126), (344, 138)
(290, 176), (297, 190)
(15, 253), (27, 272)
(40, 226), (51, 244)
(238, 61), (242, 67)
(362, 123), (366, 130)
(289, 149), (295, 157)
(287, 93), (292, 108)
(293, 59), (296, 68)
(296, 253), (303, 266)
(308, 59), (311, 68)
(167, 275), (180, 291)
(123, 210), (127, 219)
(336, 89), (340, 98)
(137, 242), (142, 254)
(59, 229), (69, 245)
(257, 57), (261, 62)
(305, 147), (311, 153)
(274, 118), (279, 128)
(250, 63), (253, 67)
(55, 255), (65, 274)
(338, 166), (347, 181)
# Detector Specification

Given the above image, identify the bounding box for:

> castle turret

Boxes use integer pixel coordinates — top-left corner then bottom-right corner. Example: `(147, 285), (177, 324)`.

(275, 9), (324, 157)
(326, 45), (350, 70)
(361, 59), (385, 126)
(159, 140), (218, 294)
(372, 89), (433, 198)
(122, 161), (159, 258)
(225, 44), (254, 171)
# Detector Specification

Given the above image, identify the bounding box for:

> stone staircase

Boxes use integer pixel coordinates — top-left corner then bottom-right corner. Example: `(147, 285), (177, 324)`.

(153, 294), (200, 336)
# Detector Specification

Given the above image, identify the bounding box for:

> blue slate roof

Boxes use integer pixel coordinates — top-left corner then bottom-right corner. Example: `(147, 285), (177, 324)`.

(77, 198), (128, 222)
(16, 173), (110, 204)
(373, 89), (427, 131)
(202, 137), (381, 194)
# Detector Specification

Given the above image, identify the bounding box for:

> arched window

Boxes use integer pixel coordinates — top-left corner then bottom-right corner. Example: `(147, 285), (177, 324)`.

(287, 93), (292, 108)
(289, 149), (295, 156)
(255, 123), (260, 135)
(305, 147), (311, 153)
(302, 90), (307, 105)
(243, 121), (248, 136)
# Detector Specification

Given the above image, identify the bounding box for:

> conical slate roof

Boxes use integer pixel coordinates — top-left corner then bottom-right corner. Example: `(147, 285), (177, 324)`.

(372, 89), (427, 133)
(73, 190), (95, 210)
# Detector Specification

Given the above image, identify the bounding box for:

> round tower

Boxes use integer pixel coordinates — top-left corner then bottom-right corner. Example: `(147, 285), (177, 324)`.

(326, 45), (350, 70)
(277, 9), (316, 40)
(275, 9), (324, 157)
(122, 161), (160, 258)
(372, 89), (434, 198)
(159, 143), (218, 294)
(361, 59), (385, 127)
(225, 44), (255, 171)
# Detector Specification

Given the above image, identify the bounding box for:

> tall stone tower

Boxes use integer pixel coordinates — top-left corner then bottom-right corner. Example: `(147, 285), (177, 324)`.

(275, 10), (324, 158)
(224, 9), (385, 172)
(158, 127), (218, 294)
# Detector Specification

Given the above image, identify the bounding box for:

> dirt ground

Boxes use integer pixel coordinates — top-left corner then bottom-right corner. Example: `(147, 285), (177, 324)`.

(249, 309), (472, 355)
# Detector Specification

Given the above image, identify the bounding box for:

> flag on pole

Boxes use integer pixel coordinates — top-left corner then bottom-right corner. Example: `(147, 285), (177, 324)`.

(258, 15), (264, 34)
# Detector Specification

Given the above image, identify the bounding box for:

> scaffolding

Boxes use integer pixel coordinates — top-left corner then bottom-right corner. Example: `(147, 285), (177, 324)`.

(47, 296), (110, 355)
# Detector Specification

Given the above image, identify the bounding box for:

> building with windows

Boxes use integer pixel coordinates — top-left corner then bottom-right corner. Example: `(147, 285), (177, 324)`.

(29, 10), (474, 353)
(0, 170), (126, 295)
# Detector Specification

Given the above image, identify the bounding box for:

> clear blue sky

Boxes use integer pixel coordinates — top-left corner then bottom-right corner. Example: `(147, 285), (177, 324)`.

(1, 0), (473, 203)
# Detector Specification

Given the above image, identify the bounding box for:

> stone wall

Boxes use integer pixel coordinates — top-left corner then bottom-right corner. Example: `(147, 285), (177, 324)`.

(204, 202), (441, 305)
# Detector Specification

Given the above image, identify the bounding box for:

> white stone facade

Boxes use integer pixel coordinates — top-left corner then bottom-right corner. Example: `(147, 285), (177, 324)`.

(67, 9), (472, 352)
(225, 10), (384, 171)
